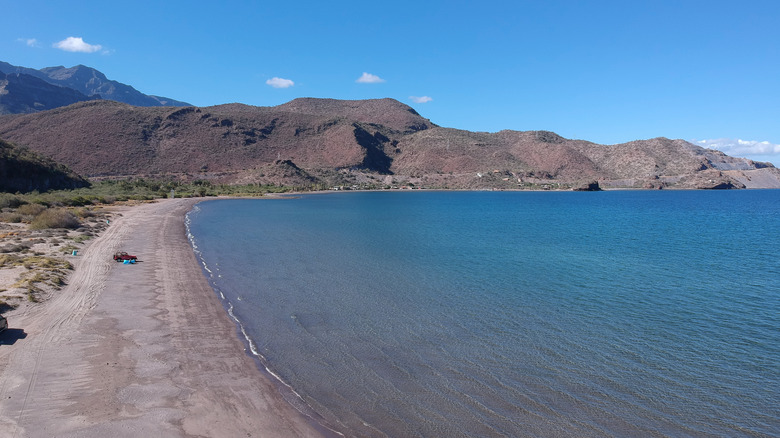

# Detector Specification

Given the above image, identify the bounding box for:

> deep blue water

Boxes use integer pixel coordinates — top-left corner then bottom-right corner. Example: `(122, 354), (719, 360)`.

(186, 190), (780, 437)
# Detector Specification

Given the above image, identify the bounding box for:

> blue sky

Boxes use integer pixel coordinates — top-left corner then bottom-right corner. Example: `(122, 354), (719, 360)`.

(2, 0), (779, 164)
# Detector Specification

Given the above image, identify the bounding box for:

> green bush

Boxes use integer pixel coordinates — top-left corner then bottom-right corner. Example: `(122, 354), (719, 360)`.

(0, 194), (24, 209)
(29, 209), (80, 230)
(63, 195), (93, 207)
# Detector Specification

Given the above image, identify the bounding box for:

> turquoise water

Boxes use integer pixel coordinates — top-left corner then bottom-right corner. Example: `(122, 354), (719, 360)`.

(186, 191), (780, 437)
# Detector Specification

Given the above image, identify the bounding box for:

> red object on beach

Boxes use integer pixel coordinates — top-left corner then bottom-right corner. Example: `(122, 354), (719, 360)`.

(113, 251), (138, 262)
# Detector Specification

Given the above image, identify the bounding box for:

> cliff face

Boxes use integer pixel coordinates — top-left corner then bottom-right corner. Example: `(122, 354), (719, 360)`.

(0, 98), (777, 190)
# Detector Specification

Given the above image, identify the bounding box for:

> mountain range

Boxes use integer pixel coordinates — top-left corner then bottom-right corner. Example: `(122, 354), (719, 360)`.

(0, 61), (189, 114)
(0, 61), (778, 190)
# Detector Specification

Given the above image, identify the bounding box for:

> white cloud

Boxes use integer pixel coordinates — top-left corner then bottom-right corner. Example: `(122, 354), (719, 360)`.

(356, 72), (385, 84)
(53, 37), (103, 53)
(18, 38), (40, 47)
(409, 96), (433, 104)
(266, 77), (295, 88)
(694, 138), (780, 164)
(695, 138), (780, 155)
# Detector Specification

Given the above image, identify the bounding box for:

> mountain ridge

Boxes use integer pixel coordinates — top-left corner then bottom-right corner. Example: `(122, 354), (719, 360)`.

(0, 61), (190, 109)
(1, 61), (776, 190)
(1, 98), (777, 190)
(0, 71), (99, 115)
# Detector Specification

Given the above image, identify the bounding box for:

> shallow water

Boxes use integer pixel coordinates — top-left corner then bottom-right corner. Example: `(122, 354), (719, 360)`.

(187, 190), (780, 437)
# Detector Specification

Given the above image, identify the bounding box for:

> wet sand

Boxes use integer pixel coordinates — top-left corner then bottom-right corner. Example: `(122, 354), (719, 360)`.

(0, 198), (325, 437)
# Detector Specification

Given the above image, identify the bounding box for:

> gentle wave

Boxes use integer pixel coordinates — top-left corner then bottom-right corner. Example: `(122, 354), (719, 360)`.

(186, 191), (780, 437)
(186, 206), (345, 437)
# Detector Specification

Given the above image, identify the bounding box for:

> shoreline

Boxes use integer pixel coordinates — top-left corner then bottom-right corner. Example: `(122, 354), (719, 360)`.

(0, 198), (325, 437)
(185, 200), (344, 437)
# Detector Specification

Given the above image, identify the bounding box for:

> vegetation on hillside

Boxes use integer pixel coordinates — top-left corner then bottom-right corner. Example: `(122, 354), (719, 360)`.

(0, 177), (292, 211)
(0, 138), (89, 193)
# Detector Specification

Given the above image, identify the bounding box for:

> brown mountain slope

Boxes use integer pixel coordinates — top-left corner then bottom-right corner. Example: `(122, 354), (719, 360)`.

(276, 98), (436, 133)
(0, 98), (777, 190)
(0, 99), (425, 177)
(394, 129), (779, 189)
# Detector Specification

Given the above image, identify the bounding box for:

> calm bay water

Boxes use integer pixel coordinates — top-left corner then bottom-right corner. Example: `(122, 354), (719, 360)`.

(186, 190), (779, 437)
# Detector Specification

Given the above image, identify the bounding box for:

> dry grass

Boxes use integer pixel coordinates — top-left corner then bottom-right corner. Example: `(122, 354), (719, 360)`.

(0, 209), (110, 310)
(17, 203), (47, 216)
(29, 208), (80, 230)
(5, 255), (73, 303)
(0, 212), (23, 223)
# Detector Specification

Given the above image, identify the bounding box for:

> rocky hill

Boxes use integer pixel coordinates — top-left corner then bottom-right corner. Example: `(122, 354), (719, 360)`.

(0, 98), (777, 190)
(0, 138), (89, 193)
(0, 61), (189, 109)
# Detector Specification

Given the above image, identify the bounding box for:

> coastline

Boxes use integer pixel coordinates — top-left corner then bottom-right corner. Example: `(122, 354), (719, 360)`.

(0, 198), (325, 437)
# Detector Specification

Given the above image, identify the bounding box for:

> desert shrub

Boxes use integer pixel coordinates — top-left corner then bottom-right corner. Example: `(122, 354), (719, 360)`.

(62, 195), (93, 207)
(27, 197), (50, 208)
(73, 207), (95, 218)
(17, 203), (47, 216)
(0, 194), (24, 209)
(29, 209), (80, 230)
(0, 243), (31, 253)
(18, 256), (72, 270)
(69, 235), (91, 243)
(0, 212), (23, 223)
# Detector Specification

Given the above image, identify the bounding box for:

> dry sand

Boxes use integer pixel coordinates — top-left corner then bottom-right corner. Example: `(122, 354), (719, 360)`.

(0, 198), (327, 437)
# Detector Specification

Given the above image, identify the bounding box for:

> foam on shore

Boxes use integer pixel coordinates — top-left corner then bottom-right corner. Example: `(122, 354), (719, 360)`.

(185, 200), (345, 437)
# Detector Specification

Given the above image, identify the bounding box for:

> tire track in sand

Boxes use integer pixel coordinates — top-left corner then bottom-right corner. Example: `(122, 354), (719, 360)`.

(0, 202), (148, 437)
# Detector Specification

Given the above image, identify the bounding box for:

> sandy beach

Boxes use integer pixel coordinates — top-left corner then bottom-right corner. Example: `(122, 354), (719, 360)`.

(0, 198), (325, 437)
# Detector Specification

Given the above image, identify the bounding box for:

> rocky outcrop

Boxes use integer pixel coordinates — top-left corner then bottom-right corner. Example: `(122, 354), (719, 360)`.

(677, 170), (746, 190)
(572, 181), (602, 191)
